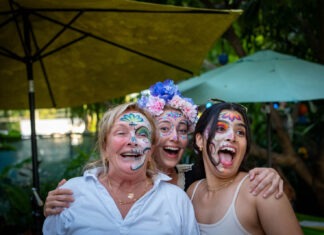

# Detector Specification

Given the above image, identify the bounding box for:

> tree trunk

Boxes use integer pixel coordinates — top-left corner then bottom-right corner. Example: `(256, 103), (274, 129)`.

(250, 107), (324, 212)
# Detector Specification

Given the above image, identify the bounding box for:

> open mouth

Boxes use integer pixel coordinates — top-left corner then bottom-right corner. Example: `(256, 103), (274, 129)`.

(218, 146), (236, 167)
(163, 146), (180, 156)
(120, 151), (147, 170)
(121, 151), (142, 159)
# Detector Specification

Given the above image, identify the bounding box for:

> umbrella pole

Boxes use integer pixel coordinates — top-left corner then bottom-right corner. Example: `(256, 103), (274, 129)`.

(265, 104), (272, 167)
(24, 14), (43, 235)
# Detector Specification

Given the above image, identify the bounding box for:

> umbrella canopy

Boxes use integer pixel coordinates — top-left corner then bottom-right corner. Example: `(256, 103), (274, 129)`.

(0, 0), (241, 109)
(178, 50), (324, 105)
(178, 49), (324, 171)
(0, 1), (241, 233)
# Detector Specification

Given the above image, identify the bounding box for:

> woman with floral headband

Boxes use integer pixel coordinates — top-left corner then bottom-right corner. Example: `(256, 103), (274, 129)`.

(43, 79), (284, 217)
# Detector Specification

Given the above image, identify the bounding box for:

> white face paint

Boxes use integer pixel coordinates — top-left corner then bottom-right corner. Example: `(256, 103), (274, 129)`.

(106, 111), (152, 172)
(206, 110), (247, 173)
(154, 109), (189, 170)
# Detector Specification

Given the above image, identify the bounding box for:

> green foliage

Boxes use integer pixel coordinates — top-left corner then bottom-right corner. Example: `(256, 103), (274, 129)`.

(0, 149), (96, 233)
(61, 151), (97, 180)
(0, 159), (33, 233)
(0, 130), (21, 143)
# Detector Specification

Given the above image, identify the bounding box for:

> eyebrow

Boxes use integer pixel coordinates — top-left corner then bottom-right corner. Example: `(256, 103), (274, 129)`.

(217, 120), (247, 129)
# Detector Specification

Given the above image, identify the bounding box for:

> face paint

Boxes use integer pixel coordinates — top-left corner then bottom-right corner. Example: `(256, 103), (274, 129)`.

(154, 109), (189, 170)
(205, 110), (246, 172)
(110, 112), (152, 171)
(130, 126), (152, 170)
(157, 110), (189, 140)
(219, 111), (242, 122)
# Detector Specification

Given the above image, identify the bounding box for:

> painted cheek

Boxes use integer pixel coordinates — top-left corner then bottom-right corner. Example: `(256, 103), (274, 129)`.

(180, 134), (188, 141)
(209, 139), (221, 165)
(130, 139), (151, 171)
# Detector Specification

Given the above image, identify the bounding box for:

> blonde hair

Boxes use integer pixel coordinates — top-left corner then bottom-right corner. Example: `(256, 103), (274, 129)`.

(84, 102), (158, 177)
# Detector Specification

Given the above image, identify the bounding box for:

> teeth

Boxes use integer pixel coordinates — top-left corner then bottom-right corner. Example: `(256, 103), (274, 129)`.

(164, 147), (180, 151)
(220, 146), (235, 153)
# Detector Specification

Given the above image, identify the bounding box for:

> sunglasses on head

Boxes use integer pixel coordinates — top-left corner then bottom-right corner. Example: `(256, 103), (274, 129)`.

(207, 98), (248, 113)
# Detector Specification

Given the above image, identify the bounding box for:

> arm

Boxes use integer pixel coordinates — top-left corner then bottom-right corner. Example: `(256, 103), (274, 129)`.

(43, 179), (74, 217)
(256, 192), (303, 234)
(248, 167), (284, 198)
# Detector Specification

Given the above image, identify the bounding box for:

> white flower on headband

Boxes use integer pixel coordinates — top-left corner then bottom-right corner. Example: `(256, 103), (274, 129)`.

(137, 80), (198, 130)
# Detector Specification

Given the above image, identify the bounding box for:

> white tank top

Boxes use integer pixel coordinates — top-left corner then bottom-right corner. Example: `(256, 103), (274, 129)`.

(191, 175), (251, 235)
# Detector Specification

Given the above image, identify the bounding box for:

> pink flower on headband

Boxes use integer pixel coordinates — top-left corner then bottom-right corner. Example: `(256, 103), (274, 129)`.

(146, 96), (165, 116)
(137, 79), (198, 131)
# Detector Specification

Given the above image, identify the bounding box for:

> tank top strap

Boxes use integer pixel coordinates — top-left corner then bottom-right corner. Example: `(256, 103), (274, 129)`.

(231, 174), (249, 204)
(190, 179), (204, 201)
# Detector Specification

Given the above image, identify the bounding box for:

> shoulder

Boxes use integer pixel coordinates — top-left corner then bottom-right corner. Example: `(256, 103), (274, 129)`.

(186, 179), (204, 199)
(60, 168), (99, 194)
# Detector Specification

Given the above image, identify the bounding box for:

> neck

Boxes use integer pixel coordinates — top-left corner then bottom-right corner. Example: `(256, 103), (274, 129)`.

(205, 175), (236, 192)
(158, 165), (176, 176)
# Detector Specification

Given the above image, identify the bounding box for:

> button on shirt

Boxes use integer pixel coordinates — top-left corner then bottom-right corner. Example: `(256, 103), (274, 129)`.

(42, 167), (200, 235)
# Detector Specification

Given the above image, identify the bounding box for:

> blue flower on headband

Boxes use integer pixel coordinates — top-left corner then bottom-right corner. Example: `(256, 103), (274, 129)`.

(149, 79), (180, 102)
(137, 79), (198, 132)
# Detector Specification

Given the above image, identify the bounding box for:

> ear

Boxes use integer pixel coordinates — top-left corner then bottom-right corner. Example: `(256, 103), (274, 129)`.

(195, 133), (203, 149)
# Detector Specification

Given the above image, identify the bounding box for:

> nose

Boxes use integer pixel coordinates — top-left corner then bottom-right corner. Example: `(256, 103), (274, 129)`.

(128, 134), (138, 146)
(226, 130), (236, 142)
(171, 129), (179, 141)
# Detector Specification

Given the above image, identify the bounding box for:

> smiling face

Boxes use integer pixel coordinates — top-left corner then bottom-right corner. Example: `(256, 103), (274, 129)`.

(105, 111), (153, 174)
(154, 108), (189, 171)
(199, 109), (247, 175)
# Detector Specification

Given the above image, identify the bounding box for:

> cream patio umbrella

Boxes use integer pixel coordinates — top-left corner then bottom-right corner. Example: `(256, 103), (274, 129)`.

(0, 0), (241, 233)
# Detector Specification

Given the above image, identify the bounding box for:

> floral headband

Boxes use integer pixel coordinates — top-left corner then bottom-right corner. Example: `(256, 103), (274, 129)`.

(137, 79), (198, 132)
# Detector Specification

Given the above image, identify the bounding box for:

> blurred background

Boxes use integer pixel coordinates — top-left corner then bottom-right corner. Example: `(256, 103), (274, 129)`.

(0, 0), (323, 234)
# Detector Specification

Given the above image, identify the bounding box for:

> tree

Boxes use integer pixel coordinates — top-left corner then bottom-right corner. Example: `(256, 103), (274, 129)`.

(142, 0), (324, 215)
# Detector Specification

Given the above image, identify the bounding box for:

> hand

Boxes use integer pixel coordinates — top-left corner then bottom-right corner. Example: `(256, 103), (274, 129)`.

(43, 179), (74, 217)
(248, 167), (284, 199)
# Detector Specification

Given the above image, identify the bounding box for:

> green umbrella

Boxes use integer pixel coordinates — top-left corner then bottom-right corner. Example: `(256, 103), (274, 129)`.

(178, 50), (324, 168)
(178, 50), (324, 104)
(0, 0), (241, 233)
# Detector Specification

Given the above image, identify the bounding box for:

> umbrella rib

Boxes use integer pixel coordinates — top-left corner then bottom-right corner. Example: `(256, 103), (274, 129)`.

(0, 47), (24, 61)
(39, 35), (87, 59)
(9, 0), (29, 58)
(31, 10), (194, 75)
(29, 18), (57, 108)
(0, 14), (14, 28)
(34, 11), (83, 59)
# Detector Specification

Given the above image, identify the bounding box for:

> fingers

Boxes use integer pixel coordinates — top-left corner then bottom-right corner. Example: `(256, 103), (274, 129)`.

(57, 179), (67, 188)
(248, 167), (272, 195)
(275, 179), (284, 199)
(248, 167), (284, 199)
(43, 188), (74, 217)
(260, 172), (280, 198)
(44, 206), (64, 217)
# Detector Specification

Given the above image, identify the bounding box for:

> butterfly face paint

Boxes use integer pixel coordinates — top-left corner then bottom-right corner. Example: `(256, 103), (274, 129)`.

(205, 110), (247, 173)
(109, 112), (152, 171)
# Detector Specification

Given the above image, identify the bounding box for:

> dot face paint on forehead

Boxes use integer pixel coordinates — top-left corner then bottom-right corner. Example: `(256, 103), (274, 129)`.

(219, 111), (242, 122)
(157, 110), (189, 139)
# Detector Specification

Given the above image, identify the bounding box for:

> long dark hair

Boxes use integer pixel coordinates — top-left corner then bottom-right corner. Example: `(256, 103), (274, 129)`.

(193, 102), (251, 174)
